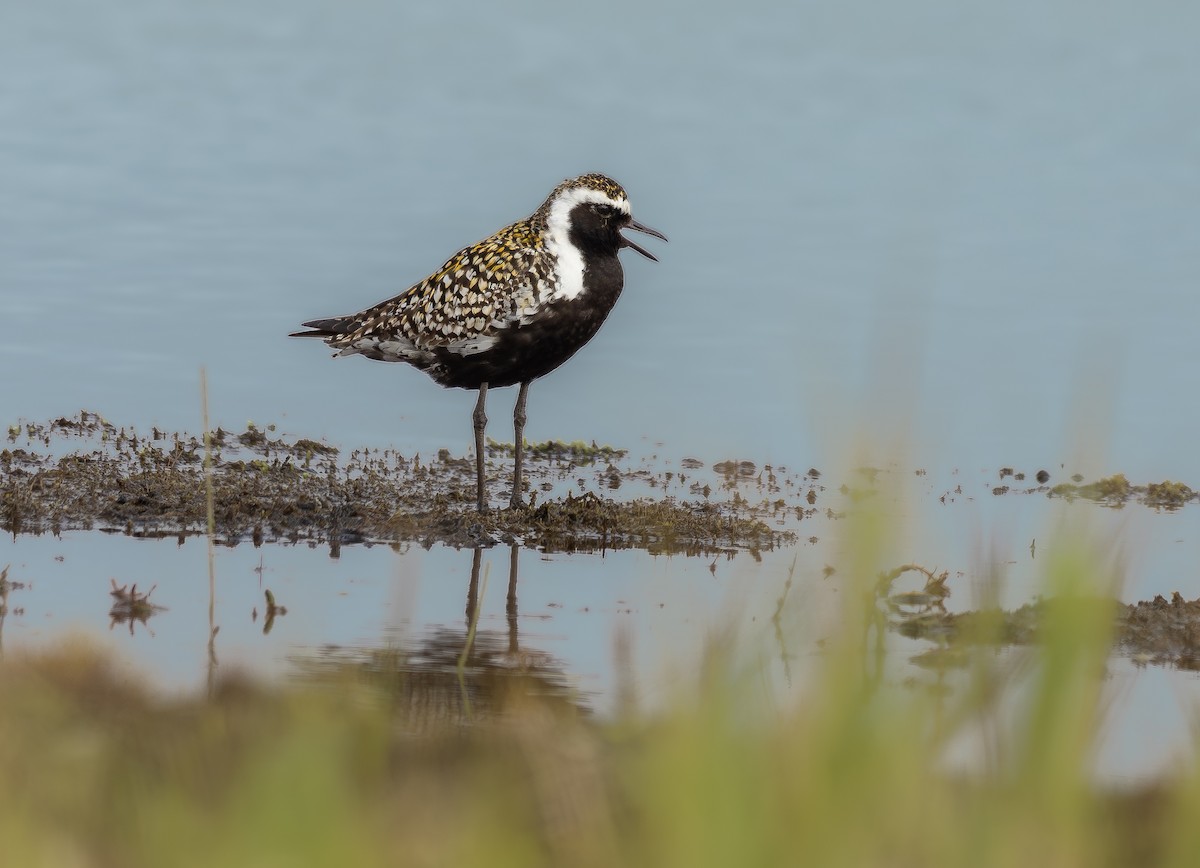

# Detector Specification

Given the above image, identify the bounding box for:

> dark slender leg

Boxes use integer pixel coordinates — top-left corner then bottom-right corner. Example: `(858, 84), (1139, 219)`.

(510, 381), (530, 510)
(473, 383), (489, 513)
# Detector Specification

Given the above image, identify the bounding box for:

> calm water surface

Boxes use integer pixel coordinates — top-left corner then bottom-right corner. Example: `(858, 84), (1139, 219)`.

(3, 0), (1200, 779)
(3, 0), (1198, 473)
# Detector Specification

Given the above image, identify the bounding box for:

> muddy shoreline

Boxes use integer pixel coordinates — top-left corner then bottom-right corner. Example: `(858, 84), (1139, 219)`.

(2, 411), (804, 555)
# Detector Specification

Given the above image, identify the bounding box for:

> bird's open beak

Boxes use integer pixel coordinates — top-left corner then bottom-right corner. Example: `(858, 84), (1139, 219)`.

(620, 218), (668, 262)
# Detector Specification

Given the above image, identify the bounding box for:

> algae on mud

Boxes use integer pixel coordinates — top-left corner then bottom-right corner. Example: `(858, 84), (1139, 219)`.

(1049, 473), (1197, 510)
(1, 412), (803, 554)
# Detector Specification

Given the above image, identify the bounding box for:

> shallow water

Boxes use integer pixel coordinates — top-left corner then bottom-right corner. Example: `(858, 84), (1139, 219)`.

(4, 0), (1200, 780)
(1, 533), (788, 696)
(5, 449), (1200, 781)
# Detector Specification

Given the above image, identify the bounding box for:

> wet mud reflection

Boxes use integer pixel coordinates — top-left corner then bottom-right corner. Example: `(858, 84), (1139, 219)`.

(0, 565), (23, 653)
(879, 562), (1200, 673)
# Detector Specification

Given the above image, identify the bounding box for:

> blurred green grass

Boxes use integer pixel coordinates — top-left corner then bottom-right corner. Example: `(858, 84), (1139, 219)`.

(1, 507), (1196, 867)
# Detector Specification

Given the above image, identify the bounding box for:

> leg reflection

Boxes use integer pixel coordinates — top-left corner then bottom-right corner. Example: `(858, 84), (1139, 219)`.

(465, 546), (483, 629)
(507, 543), (519, 656)
(461, 545), (522, 662)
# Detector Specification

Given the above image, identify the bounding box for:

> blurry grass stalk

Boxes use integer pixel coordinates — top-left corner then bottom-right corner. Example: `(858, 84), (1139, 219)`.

(1011, 520), (1121, 851)
(0, 454), (1189, 866)
(457, 565), (489, 719)
(200, 367), (218, 687)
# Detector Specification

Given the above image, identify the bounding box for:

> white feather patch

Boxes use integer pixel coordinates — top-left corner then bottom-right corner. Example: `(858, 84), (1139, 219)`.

(372, 338), (433, 363)
(446, 334), (499, 356)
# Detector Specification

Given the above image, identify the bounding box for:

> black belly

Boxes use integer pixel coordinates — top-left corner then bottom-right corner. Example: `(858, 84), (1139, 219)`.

(428, 256), (624, 390)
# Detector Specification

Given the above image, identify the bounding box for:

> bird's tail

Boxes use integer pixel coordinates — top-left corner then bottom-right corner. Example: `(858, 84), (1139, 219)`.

(288, 316), (356, 339)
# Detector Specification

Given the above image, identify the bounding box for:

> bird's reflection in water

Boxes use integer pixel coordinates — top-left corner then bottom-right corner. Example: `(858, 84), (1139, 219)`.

(297, 543), (580, 728)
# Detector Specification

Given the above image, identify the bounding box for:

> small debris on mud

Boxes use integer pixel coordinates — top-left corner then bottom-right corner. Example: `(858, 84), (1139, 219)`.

(0, 564), (26, 619)
(109, 579), (166, 635)
(261, 589), (287, 635)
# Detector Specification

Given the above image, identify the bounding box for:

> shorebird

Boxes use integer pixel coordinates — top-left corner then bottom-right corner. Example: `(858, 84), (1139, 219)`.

(291, 173), (666, 512)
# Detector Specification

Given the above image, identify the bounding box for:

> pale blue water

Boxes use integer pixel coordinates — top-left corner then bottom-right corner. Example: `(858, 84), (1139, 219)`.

(3, 0), (1200, 779)
(4, 0), (1198, 476)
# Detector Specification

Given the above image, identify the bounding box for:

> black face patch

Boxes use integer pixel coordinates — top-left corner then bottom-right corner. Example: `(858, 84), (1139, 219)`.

(567, 202), (624, 256)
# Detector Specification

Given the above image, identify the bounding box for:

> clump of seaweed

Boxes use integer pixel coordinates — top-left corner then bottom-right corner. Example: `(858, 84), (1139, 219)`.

(1049, 473), (1197, 510)
(1049, 473), (1133, 505)
(486, 438), (626, 463)
(256, 589), (288, 635)
(1143, 480), (1195, 510)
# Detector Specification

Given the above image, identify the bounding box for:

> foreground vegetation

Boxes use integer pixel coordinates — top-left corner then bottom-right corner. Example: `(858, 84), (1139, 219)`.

(3, 500), (1199, 867)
